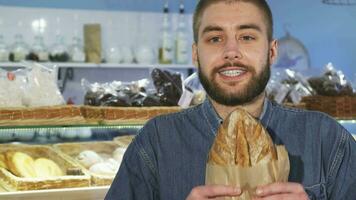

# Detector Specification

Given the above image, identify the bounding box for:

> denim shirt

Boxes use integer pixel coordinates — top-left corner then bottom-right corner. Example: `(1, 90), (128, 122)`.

(105, 99), (356, 200)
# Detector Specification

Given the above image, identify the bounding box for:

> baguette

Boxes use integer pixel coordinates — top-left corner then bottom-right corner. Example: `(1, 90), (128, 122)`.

(208, 107), (277, 167)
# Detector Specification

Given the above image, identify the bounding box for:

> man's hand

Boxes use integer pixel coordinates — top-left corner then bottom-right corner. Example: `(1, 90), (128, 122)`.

(186, 185), (242, 200)
(253, 182), (308, 200)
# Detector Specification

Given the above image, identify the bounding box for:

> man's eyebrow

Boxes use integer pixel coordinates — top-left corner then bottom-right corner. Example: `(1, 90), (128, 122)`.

(238, 24), (262, 33)
(201, 25), (223, 35)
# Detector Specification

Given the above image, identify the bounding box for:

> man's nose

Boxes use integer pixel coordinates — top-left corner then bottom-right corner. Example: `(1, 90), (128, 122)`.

(223, 37), (243, 61)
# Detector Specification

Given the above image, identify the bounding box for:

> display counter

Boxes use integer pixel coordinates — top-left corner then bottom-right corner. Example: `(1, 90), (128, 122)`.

(0, 105), (181, 199)
(0, 105), (354, 199)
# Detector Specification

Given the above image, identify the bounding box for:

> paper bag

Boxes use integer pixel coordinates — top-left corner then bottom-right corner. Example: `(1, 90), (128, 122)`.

(206, 145), (290, 200)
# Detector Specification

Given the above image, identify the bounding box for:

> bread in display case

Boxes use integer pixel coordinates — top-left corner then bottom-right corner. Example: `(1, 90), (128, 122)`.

(53, 141), (125, 186)
(0, 144), (90, 191)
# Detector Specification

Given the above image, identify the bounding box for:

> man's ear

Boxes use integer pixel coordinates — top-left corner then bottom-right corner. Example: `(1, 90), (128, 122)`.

(192, 43), (199, 68)
(269, 39), (278, 65)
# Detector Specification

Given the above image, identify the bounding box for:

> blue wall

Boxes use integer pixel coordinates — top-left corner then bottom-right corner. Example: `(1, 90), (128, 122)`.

(268, 0), (356, 79)
(0, 0), (355, 79)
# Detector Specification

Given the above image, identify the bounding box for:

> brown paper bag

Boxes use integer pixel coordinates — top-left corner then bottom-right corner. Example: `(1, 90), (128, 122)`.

(206, 145), (290, 200)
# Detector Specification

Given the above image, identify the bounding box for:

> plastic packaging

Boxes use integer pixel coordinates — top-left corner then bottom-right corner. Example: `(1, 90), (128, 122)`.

(308, 63), (354, 96)
(22, 62), (65, 106)
(267, 69), (314, 104)
(82, 78), (155, 107)
(151, 68), (183, 106)
(178, 72), (206, 108)
(0, 68), (26, 107)
(0, 62), (65, 107)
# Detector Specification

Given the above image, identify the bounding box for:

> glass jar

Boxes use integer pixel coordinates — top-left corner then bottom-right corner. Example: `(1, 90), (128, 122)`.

(0, 35), (9, 62)
(49, 34), (70, 62)
(10, 34), (29, 62)
(28, 35), (49, 62)
(69, 36), (85, 62)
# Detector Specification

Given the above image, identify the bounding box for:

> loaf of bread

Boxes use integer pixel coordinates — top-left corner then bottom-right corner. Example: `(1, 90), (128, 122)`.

(208, 108), (277, 167)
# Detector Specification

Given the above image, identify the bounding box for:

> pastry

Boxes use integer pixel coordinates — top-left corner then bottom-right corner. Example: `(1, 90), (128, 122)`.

(34, 158), (63, 177)
(112, 147), (127, 163)
(89, 159), (119, 176)
(5, 152), (37, 178)
(208, 108), (277, 167)
(76, 150), (103, 168)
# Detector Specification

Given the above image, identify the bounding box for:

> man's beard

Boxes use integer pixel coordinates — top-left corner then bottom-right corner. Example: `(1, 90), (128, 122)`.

(198, 58), (271, 106)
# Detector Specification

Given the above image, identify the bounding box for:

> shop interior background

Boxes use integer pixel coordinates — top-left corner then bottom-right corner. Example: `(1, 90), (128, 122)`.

(0, 0), (355, 104)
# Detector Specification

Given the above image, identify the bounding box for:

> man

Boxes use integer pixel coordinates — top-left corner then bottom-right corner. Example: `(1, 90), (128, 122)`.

(105, 0), (356, 199)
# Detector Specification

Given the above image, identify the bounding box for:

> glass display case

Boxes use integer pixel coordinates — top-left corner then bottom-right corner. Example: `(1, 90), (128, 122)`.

(0, 103), (183, 199)
(0, 123), (142, 200)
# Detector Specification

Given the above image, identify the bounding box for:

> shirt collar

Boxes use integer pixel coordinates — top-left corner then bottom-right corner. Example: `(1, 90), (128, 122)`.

(201, 99), (223, 136)
(201, 98), (271, 136)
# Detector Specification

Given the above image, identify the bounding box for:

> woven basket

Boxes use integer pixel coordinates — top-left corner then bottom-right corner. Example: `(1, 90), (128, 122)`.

(301, 96), (356, 119)
(53, 141), (123, 186)
(81, 106), (181, 125)
(113, 135), (136, 147)
(0, 105), (85, 127)
(0, 106), (181, 127)
(0, 144), (90, 191)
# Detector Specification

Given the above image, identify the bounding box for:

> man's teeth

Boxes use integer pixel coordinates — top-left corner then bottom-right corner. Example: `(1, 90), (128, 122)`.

(220, 70), (243, 77)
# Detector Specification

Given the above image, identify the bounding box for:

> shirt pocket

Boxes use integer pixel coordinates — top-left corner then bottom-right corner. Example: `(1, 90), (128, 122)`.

(304, 183), (327, 200)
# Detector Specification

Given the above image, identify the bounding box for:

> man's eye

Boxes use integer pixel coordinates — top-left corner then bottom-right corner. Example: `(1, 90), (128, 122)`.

(208, 37), (222, 43)
(240, 35), (255, 41)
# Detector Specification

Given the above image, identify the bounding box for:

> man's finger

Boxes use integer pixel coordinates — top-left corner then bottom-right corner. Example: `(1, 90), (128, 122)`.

(193, 185), (241, 197)
(253, 193), (307, 200)
(255, 182), (305, 197)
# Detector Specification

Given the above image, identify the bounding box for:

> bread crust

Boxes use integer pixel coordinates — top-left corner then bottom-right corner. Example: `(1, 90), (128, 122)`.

(208, 108), (277, 167)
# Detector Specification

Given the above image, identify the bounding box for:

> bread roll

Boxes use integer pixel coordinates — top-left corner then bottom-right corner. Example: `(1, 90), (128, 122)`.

(5, 152), (37, 178)
(208, 108), (277, 167)
(0, 154), (7, 169)
(34, 158), (63, 177)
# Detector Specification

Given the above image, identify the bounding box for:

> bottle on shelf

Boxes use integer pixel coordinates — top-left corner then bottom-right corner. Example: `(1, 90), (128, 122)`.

(0, 35), (9, 62)
(106, 46), (122, 63)
(105, 19), (122, 63)
(69, 13), (85, 63)
(175, 1), (189, 64)
(9, 34), (29, 62)
(136, 13), (156, 64)
(28, 35), (49, 62)
(69, 36), (85, 62)
(158, 1), (173, 64)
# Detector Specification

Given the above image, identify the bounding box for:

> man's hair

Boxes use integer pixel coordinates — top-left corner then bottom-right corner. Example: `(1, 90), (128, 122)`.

(193, 0), (273, 43)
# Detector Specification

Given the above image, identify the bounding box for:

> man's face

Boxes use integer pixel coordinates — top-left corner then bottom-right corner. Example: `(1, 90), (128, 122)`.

(192, 2), (277, 106)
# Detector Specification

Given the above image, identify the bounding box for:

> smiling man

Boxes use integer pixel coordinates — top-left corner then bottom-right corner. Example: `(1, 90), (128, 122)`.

(105, 1), (356, 200)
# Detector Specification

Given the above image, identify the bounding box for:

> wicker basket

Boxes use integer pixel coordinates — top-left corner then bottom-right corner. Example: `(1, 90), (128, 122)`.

(113, 135), (136, 147)
(0, 105), (85, 126)
(0, 144), (90, 191)
(81, 106), (181, 125)
(53, 141), (123, 186)
(301, 96), (356, 119)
